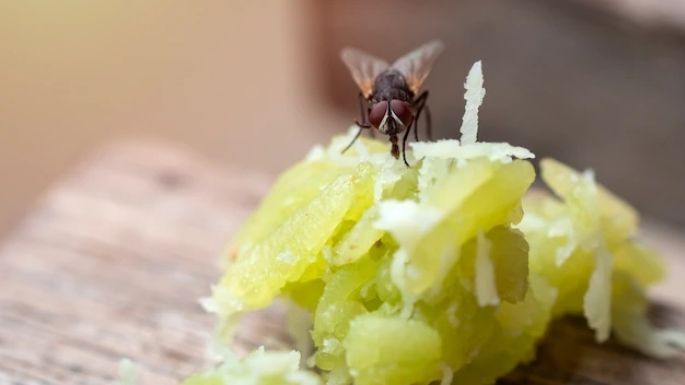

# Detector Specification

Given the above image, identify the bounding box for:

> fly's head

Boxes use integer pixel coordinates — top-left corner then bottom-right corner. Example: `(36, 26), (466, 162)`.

(369, 100), (413, 135)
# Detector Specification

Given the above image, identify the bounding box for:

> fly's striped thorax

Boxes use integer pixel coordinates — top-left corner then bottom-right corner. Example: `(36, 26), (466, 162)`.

(371, 69), (414, 103)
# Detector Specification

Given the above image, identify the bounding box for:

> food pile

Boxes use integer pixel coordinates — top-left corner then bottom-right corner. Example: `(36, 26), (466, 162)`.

(182, 63), (682, 385)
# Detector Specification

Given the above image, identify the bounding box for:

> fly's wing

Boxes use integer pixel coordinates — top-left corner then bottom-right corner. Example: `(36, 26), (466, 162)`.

(392, 40), (445, 94)
(340, 47), (389, 98)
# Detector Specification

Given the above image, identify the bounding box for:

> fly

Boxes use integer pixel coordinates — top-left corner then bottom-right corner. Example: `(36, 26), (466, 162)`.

(340, 40), (444, 166)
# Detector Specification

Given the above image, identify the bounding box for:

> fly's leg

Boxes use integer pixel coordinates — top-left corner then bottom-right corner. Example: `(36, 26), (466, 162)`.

(402, 121), (413, 167)
(412, 90), (430, 141)
(355, 91), (372, 129)
(343, 92), (372, 154)
(342, 126), (365, 154)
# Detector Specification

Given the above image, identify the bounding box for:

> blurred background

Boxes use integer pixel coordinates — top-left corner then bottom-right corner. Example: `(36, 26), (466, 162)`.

(2, 0), (685, 235)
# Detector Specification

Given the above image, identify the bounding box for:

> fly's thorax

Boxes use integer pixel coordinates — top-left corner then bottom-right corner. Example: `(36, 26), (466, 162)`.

(371, 69), (414, 102)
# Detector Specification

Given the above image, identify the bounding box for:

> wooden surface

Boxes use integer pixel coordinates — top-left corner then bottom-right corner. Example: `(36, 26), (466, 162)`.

(1, 142), (684, 385)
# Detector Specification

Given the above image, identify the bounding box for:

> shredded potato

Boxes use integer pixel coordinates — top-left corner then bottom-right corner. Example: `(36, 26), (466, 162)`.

(185, 62), (682, 385)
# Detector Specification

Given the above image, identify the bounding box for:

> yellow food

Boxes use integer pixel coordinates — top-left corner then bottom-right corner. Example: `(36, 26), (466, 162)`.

(184, 62), (680, 385)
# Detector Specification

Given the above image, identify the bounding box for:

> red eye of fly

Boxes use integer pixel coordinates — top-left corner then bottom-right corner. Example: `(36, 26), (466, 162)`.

(369, 101), (388, 129)
(390, 100), (413, 128)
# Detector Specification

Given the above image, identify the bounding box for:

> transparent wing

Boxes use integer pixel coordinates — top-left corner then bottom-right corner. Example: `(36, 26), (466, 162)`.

(392, 40), (445, 94)
(340, 47), (389, 98)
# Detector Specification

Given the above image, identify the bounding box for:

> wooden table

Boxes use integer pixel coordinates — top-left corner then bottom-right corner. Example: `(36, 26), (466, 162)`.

(1, 143), (684, 385)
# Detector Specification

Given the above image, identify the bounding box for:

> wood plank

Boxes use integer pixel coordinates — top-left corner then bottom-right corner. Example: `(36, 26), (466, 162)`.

(0, 142), (270, 385)
(0, 142), (683, 384)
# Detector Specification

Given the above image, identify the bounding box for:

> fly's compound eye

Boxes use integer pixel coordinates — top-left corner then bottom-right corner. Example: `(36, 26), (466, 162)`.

(390, 100), (413, 128)
(369, 101), (388, 129)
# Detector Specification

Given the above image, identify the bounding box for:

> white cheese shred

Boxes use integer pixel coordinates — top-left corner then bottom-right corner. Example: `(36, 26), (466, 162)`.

(460, 61), (485, 145)
(117, 359), (139, 385)
(475, 232), (500, 307)
(583, 247), (613, 342)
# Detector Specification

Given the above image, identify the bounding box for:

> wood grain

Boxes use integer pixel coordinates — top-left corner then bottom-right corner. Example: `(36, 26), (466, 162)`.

(0, 142), (683, 385)
(0, 142), (270, 385)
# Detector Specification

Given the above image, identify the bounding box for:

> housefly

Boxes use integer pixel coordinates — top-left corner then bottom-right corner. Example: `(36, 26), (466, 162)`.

(340, 40), (444, 166)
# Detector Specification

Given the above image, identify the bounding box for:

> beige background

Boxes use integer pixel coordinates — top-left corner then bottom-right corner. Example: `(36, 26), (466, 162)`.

(314, 0), (685, 227)
(2, 0), (685, 235)
(0, 1), (343, 234)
